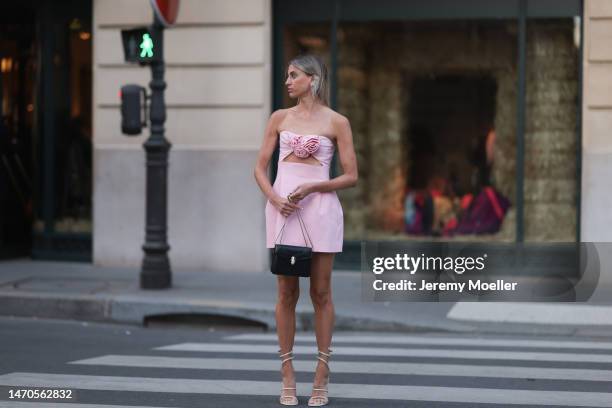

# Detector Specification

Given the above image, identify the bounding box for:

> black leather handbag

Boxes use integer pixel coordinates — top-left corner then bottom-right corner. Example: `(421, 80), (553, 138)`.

(271, 208), (313, 278)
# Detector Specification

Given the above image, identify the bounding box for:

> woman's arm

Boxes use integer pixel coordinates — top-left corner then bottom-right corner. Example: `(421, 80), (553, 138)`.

(254, 110), (283, 201)
(254, 109), (301, 216)
(311, 114), (358, 193)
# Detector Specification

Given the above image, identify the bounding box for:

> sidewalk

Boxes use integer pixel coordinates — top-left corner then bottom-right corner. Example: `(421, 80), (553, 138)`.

(1, 259), (612, 337)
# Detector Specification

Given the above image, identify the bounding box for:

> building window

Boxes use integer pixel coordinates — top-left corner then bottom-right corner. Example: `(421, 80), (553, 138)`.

(274, 0), (582, 250)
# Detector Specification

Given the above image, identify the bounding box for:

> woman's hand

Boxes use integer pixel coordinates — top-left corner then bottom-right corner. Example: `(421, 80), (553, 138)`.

(270, 194), (302, 217)
(287, 183), (317, 203)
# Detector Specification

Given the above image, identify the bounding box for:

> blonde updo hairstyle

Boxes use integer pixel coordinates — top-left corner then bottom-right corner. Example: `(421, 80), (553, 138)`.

(288, 54), (330, 106)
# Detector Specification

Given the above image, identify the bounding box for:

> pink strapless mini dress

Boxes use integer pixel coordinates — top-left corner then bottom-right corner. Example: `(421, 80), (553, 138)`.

(265, 130), (344, 253)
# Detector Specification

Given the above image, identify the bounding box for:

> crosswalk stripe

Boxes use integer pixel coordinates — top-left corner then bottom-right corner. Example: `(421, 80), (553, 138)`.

(447, 302), (612, 325)
(154, 343), (612, 363)
(0, 372), (610, 407)
(225, 333), (612, 351)
(69, 354), (612, 382)
(0, 402), (170, 408)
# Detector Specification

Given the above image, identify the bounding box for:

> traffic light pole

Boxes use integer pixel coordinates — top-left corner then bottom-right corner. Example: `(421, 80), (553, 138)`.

(140, 14), (172, 289)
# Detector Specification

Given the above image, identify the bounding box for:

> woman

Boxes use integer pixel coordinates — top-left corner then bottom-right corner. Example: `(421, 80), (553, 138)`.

(254, 54), (358, 406)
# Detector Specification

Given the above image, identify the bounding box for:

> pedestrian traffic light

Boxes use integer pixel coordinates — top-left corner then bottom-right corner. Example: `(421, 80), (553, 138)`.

(121, 27), (161, 64)
(120, 85), (147, 135)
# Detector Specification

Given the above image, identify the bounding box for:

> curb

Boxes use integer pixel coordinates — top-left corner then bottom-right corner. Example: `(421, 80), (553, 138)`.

(2, 289), (612, 337)
(0, 289), (472, 334)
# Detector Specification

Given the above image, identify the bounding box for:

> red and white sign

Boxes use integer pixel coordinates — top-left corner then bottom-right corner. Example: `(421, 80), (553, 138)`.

(150, 0), (180, 27)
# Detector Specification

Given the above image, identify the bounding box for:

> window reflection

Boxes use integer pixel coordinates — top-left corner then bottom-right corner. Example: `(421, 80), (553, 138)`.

(336, 20), (519, 242)
(280, 17), (580, 244)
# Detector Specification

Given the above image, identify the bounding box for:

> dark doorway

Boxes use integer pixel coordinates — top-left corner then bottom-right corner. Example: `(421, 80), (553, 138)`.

(0, 0), (93, 261)
(0, 4), (37, 259)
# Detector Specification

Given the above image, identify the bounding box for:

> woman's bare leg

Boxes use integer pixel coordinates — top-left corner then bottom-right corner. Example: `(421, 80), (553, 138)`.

(276, 276), (300, 400)
(309, 252), (335, 400)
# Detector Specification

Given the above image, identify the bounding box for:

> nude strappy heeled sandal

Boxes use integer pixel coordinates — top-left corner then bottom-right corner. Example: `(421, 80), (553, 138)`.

(308, 349), (332, 407)
(279, 349), (298, 406)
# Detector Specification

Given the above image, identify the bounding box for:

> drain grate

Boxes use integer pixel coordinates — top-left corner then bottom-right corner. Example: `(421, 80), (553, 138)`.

(144, 313), (268, 331)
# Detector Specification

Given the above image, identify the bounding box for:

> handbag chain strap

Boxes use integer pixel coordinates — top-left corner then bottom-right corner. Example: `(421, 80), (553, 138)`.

(274, 208), (313, 248)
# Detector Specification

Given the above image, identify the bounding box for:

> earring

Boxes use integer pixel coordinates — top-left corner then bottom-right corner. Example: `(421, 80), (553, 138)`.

(311, 77), (319, 97)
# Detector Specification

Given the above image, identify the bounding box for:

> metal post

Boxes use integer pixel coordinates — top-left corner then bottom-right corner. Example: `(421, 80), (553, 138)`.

(140, 14), (172, 289)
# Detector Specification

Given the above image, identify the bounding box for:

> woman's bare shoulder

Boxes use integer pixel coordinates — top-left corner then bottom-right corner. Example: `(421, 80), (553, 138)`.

(270, 108), (290, 121)
(268, 109), (290, 133)
(327, 108), (349, 128)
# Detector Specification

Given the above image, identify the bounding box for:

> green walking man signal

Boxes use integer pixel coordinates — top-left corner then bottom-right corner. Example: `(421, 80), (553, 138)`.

(121, 27), (161, 64)
(140, 33), (154, 58)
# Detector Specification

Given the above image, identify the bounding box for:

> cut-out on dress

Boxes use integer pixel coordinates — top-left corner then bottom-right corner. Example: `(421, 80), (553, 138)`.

(265, 130), (343, 253)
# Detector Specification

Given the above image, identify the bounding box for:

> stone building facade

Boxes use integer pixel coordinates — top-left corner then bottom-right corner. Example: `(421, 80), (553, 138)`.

(582, 0), (612, 242)
(93, 0), (272, 271)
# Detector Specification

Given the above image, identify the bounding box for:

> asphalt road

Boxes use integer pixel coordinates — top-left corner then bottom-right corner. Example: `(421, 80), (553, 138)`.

(1, 316), (612, 407)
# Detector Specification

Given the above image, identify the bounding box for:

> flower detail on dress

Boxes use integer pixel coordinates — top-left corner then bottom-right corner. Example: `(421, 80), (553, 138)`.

(290, 135), (320, 158)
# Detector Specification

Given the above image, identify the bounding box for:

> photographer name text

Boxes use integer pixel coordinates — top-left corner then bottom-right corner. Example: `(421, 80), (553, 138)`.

(373, 279), (517, 292)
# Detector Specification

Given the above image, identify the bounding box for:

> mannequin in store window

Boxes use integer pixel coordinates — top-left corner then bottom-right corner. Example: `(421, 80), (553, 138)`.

(471, 126), (496, 192)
